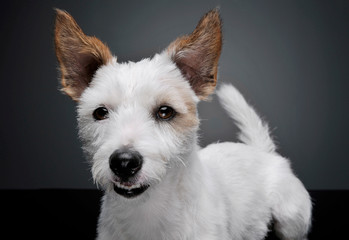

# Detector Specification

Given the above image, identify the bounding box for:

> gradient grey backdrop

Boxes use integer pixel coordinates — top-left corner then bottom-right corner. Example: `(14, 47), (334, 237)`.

(1, 0), (348, 189)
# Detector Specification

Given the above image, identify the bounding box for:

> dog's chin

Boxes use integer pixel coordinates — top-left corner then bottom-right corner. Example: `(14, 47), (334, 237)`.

(113, 181), (150, 198)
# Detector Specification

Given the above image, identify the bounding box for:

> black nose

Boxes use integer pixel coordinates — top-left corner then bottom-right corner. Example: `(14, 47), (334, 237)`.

(109, 150), (143, 180)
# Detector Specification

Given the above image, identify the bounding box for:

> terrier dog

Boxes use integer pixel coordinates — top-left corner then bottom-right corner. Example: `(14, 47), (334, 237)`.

(54, 8), (312, 240)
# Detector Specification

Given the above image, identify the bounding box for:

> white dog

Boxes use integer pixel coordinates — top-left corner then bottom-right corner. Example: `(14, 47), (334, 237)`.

(54, 8), (312, 240)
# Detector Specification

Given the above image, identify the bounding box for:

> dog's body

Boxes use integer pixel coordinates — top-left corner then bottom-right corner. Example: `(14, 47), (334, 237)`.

(54, 9), (312, 240)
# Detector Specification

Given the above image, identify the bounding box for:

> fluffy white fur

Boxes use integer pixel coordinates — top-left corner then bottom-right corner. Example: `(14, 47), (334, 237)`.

(75, 53), (312, 240)
(56, 9), (312, 240)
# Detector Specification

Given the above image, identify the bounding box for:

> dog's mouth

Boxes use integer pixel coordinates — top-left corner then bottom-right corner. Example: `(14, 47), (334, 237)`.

(113, 181), (149, 198)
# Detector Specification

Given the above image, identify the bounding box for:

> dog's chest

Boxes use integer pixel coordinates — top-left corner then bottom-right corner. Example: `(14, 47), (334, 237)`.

(119, 201), (197, 239)
(102, 191), (220, 240)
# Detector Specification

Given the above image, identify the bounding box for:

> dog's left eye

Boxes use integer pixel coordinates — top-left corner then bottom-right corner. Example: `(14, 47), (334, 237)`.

(157, 106), (176, 121)
(93, 107), (109, 120)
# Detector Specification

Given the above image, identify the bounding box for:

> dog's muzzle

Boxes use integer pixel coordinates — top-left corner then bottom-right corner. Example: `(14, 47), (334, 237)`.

(109, 149), (149, 198)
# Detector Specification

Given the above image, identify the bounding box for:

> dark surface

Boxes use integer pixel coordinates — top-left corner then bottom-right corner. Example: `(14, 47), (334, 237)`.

(1, 190), (347, 239)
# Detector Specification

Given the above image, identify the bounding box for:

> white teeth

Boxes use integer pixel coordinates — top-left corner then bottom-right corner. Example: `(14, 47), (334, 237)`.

(114, 181), (142, 190)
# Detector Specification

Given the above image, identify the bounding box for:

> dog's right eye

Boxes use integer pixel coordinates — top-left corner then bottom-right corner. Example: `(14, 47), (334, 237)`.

(93, 107), (109, 120)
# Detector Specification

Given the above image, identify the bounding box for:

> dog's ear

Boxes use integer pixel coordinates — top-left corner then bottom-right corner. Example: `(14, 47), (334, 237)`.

(54, 9), (112, 101)
(166, 9), (222, 100)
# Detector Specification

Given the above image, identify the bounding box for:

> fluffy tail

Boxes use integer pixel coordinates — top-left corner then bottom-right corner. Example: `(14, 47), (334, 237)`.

(216, 84), (276, 153)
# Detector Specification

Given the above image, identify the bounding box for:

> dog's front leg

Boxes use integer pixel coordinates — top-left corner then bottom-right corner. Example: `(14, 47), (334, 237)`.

(95, 195), (126, 240)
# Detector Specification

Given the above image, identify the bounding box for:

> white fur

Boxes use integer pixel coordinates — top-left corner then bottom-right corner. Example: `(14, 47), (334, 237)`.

(217, 85), (276, 153)
(76, 52), (311, 240)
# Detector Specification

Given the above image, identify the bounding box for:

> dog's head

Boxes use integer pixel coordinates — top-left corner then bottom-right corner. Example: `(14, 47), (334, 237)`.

(54, 9), (222, 198)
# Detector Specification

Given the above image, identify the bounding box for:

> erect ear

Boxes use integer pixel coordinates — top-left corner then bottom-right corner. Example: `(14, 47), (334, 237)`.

(166, 9), (222, 100)
(54, 9), (112, 101)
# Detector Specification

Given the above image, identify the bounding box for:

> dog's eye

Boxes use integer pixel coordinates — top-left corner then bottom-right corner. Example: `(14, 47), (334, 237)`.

(93, 107), (109, 120)
(157, 106), (176, 120)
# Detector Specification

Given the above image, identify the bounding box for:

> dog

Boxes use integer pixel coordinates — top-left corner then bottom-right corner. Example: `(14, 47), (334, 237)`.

(54, 8), (312, 240)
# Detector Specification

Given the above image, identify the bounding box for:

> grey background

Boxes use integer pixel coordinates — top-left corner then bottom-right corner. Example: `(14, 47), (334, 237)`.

(1, 0), (348, 190)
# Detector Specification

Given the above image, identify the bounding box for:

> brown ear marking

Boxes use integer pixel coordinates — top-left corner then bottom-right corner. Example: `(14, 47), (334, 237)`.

(54, 9), (112, 101)
(167, 8), (222, 100)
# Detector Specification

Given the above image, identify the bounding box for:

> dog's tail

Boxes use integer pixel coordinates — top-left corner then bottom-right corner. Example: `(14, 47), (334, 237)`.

(216, 84), (276, 153)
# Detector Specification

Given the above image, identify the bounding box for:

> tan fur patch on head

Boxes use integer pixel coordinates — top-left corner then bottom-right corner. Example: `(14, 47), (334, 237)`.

(167, 8), (222, 100)
(172, 100), (199, 135)
(54, 9), (112, 101)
